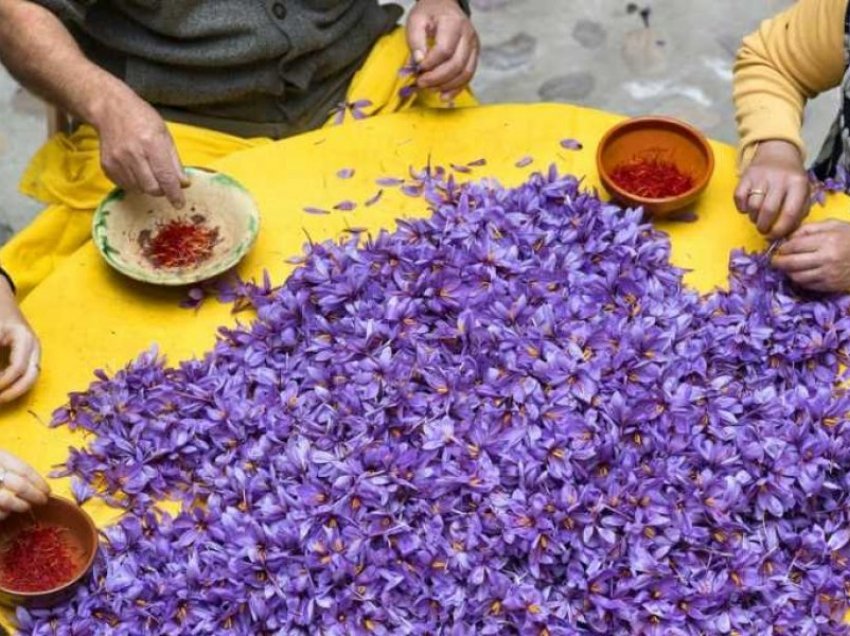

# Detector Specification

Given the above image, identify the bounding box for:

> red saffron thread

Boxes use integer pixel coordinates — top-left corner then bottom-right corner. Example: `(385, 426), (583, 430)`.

(143, 218), (220, 269)
(0, 524), (81, 592)
(610, 157), (694, 199)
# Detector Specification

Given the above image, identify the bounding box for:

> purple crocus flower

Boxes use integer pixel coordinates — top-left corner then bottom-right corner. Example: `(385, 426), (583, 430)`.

(33, 163), (850, 635)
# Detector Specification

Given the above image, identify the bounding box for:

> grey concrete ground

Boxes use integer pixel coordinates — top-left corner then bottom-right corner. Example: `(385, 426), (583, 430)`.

(0, 0), (838, 245)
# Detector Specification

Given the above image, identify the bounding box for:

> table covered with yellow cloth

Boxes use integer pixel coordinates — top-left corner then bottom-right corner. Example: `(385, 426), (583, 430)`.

(1, 103), (849, 628)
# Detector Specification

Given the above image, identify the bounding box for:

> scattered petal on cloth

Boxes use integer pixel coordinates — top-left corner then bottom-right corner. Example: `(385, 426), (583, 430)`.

(560, 138), (583, 150)
(33, 165), (850, 635)
(331, 99), (373, 125)
(515, 155), (534, 168)
(376, 177), (404, 187)
(333, 200), (357, 212)
(401, 183), (424, 198)
(365, 190), (384, 207)
(303, 206), (330, 215)
(336, 168), (355, 180)
(179, 286), (207, 310)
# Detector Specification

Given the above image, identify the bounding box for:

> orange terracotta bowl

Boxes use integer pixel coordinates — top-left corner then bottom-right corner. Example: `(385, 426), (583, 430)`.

(596, 116), (715, 218)
(0, 496), (99, 609)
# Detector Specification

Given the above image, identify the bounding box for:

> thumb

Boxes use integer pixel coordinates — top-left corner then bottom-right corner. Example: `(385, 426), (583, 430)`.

(406, 12), (430, 65)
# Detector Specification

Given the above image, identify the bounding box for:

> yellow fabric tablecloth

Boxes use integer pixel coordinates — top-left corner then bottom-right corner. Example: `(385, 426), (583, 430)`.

(1, 103), (849, 626)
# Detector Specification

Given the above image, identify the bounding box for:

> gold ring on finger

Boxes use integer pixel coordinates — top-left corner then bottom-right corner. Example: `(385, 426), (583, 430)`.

(748, 189), (766, 198)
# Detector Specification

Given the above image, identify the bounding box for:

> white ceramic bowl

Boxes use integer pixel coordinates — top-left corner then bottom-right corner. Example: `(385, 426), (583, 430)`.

(92, 167), (260, 286)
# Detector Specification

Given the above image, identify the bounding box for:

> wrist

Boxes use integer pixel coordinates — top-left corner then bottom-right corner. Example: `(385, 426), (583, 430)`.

(753, 139), (803, 164)
(83, 79), (134, 131)
(0, 269), (15, 298)
(0, 273), (20, 319)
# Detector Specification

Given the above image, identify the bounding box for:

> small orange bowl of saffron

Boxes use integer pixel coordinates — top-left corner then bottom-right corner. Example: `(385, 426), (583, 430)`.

(596, 116), (715, 218)
(0, 496), (98, 609)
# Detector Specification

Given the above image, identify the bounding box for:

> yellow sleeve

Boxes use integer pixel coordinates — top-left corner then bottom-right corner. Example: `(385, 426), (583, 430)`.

(734, 0), (848, 168)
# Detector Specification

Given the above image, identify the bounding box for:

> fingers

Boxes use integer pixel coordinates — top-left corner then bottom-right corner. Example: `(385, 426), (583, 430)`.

(419, 26), (473, 91)
(128, 159), (163, 199)
(434, 37), (479, 98)
(1, 469), (48, 506)
(169, 143), (191, 189)
(0, 489), (30, 515)
(0, 325), (35, 394)
(100, 145), (138, 196)
(743, 180), (809, 239)
(776, 234), (821, 262)
(0, 450), (50, 496)
(147, 137), (186, 209)
(406, 12), (431, 64)
(775, 221), (850, 292)
(98, 107), (186, 208)
(769, 176), (810, 239)
(744, 185), (767, 225)
(787, 267), (828, 290)
(0, 351), (40, 405)
(736, 144), (810, 238)
(756, 187), (784, 235)
(772, 251), (822, 273)
(733, 175), (752, 214)
(418, 17), (463, 77)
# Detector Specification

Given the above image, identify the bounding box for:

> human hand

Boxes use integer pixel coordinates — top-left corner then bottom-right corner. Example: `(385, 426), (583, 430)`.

(91, 86), (189, 208)
(0, 449), (50, 520)
(406, 0), (479, 101)
(0, 277), (40, 404)
(772, 220), (850, 292)
(734, 140), (811, 239)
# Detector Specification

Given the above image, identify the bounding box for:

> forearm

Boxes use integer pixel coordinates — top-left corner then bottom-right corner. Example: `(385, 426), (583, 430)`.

(733, 0), (847, 168)
(0, 0), (131, 126)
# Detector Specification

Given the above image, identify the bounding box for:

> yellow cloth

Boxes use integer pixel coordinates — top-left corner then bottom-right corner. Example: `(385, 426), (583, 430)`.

(733, 0), (848, 167)
(3, 102), (850, 631)
(0, 27), (475, 298)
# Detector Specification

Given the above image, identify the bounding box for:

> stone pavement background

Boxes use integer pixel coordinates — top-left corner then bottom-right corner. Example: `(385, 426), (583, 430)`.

(0, 0), (838, 245)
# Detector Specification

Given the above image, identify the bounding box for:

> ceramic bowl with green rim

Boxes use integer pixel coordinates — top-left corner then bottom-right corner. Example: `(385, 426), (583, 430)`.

(92, 167), (260, 286)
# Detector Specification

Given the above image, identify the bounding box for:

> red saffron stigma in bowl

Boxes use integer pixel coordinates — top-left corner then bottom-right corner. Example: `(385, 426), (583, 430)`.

(610, 156), (694, 199)
(0, 524), (84, 593)
(143, 217), (220, 269)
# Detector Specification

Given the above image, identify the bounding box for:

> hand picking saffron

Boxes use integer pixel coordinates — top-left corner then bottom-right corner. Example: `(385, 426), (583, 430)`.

(610, 157), (694, 199)
(0, 524), (82, 592)
(143, 217), (220, 269)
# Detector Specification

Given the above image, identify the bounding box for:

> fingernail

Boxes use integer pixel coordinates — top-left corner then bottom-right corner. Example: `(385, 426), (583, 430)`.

(414, 50), (425, 64)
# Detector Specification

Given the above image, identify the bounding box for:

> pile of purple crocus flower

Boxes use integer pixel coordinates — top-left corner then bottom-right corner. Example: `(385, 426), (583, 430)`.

(19, 166), (850, 635)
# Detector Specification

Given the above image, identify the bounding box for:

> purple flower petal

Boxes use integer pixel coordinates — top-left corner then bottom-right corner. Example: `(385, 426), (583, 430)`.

(365, 189), (384, 207)
(515, 155), (534, 168)
(303, 206), (330, 215)
(336, 168), (355, 180)
(398, 84), (417, 101)
(560, 138), (583, 150)
(333, 200), (357, 211)
(401, 184), (423, 198)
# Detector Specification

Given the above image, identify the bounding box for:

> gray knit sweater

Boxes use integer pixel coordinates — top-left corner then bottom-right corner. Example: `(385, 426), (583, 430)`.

(36, 1), (469, 138)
